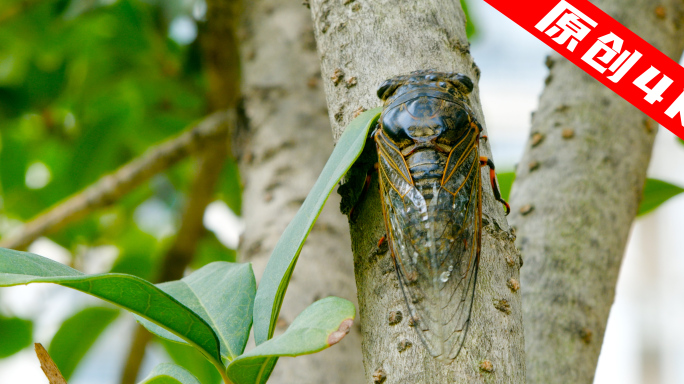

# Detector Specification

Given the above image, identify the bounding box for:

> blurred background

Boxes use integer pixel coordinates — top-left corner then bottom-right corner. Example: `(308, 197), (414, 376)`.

(0, 0), (681, 383)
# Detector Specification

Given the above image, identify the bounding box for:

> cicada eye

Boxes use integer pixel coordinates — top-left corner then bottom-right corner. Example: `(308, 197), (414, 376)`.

(447, 74), (474, 94)
(377, 79), (402, 101)
(435, 108), (471, 145)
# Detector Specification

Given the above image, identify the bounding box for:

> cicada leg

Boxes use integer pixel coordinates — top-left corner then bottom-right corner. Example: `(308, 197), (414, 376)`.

(377, 235), (386, 247)
(366, 233), (389, 262)
(480, 156), (511, 215)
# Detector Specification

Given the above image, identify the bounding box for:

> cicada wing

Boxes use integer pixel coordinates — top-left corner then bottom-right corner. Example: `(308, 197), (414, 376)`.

(377, 130), (482, 361)
(432, 144), (482, 360)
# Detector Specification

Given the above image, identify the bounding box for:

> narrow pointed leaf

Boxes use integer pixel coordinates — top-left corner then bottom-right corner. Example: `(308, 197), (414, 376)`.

(253, 107), (381, 345)
(48, 306), (120, 379)
(136, 262), (256, 362)
(227, 297), (355, 384)
(0, 248), (222, 365)
(460, 0), (477, 39)
(138, 363), (202, 384)
(638, 178), (684, 216)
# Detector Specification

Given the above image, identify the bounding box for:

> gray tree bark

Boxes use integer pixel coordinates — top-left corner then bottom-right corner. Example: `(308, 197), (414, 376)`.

(509, 1), (684, 383)
(237, 0), (364, 382)
(309, 1), (524, 382)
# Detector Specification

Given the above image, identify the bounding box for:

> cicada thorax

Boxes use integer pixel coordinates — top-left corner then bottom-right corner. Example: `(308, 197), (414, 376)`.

(375, 70), (482, 361)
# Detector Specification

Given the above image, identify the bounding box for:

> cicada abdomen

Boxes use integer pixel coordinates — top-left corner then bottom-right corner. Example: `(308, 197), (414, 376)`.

(375, 70), (509, 361)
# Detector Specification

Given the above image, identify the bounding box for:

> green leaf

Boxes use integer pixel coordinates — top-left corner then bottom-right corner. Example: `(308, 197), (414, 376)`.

(496, 171), (516, 201)
(0, 248), (222, 367)
(460, 0), (477, 39)
(48, 306), (120, 380)
(253, 107), (381, 346)
(159, 338), (222, 384)
(638, 178), (684, 216)
(0, 315), (33, 358)
(136, 262), (255, 363)
(227, 297), (355, 384)
(138, 363), (201, 384)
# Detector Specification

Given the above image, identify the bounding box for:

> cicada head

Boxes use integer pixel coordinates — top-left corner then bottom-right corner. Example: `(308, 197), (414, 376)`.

(376, 70), (477, 149)
(376, 70), (473, 101)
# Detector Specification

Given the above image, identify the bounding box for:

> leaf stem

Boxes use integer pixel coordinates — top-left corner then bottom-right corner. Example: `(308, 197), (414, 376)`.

(217, 362), (233, 384)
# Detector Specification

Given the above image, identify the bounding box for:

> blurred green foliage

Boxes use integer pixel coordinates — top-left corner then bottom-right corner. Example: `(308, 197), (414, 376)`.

(0, 0), (241, 379)
(0, 0), (205, 220)
(0, 315), (33, 358)
(48, 306), (120, 380)
(0, 0), (242, 263)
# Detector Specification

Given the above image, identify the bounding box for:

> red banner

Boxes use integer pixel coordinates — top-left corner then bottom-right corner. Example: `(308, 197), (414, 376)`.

(484, 0), (684, 140)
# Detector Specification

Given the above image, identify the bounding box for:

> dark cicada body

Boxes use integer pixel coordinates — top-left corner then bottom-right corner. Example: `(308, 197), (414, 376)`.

(375, 70), (509, 361)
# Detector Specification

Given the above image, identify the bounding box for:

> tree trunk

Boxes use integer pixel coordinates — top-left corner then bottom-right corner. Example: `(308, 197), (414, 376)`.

(309, 1), (524, 382)
(510, 1), (684, 383)
(237, 0), (364, 382)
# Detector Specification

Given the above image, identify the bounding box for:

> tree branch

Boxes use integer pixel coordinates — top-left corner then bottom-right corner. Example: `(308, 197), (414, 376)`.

(309, 0), (523, 382)
(509, 1), (684, 383)
(0, 111), (233, 251)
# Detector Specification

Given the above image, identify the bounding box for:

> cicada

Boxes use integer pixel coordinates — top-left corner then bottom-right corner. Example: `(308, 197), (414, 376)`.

(374, 70), (510, 361)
